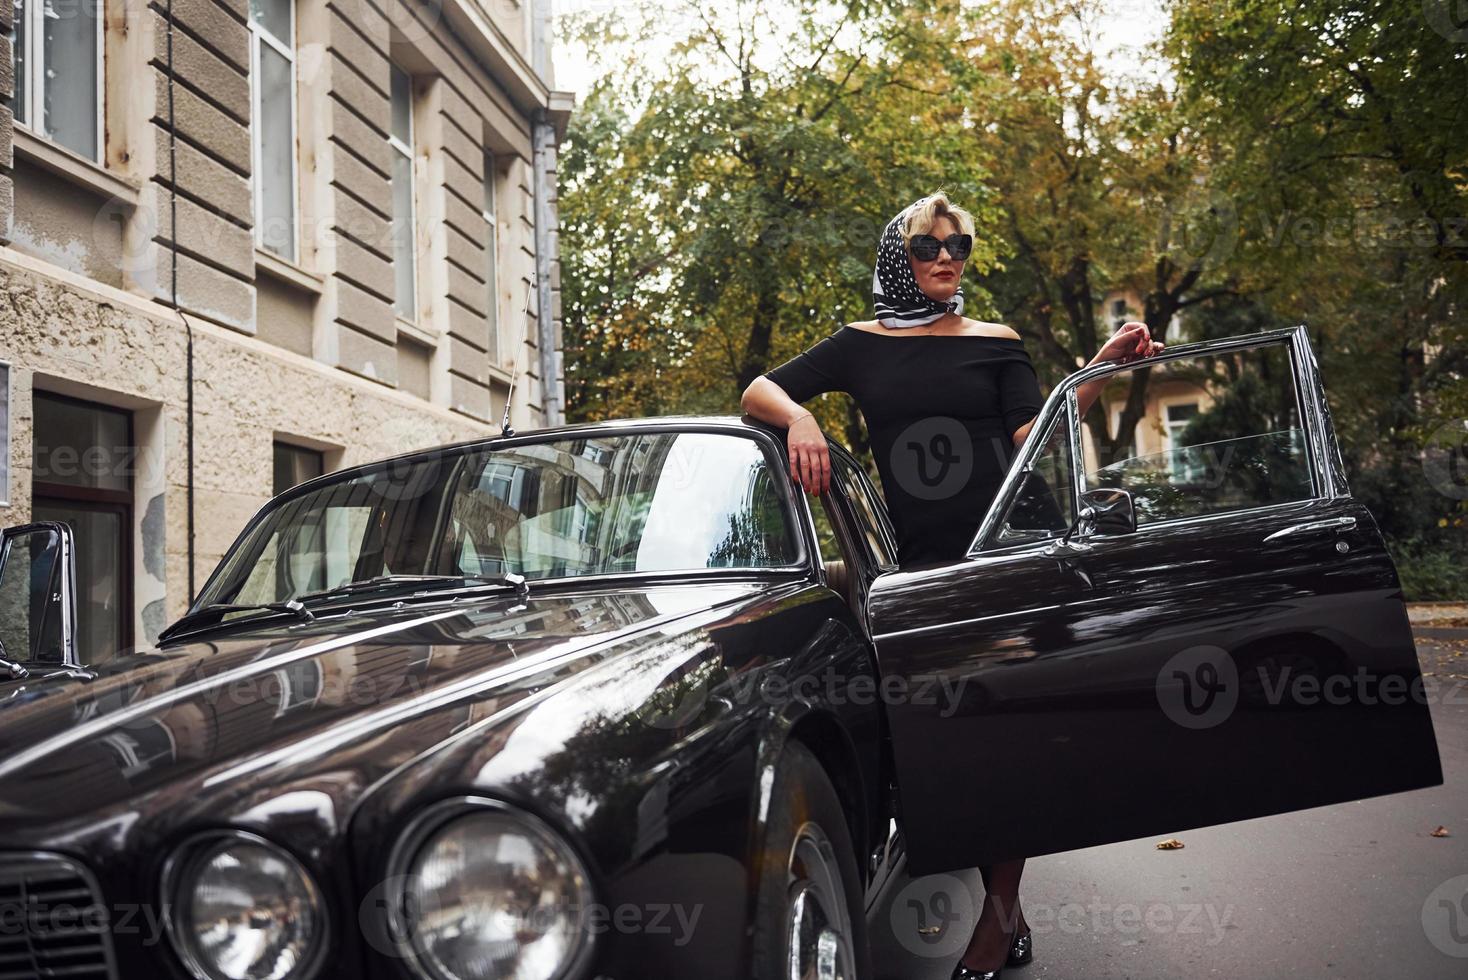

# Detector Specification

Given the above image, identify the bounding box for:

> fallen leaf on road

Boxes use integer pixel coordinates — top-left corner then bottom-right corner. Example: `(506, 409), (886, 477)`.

(1431, 826), (1450, 837)
(1156, 838), (1185, 850)
(918, 926), (941, 935)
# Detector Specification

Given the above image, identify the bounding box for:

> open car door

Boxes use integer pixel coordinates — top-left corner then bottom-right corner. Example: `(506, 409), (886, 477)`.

(0, 522), (78, 677)
(868, 325), (1444, 875)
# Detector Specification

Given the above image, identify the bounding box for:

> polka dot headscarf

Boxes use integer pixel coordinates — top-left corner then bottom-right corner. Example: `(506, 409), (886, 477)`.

(871, 200), (965, 328)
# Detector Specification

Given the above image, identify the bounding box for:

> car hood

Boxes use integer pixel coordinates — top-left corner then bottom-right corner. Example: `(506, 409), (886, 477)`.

(0, 581), (769, 829)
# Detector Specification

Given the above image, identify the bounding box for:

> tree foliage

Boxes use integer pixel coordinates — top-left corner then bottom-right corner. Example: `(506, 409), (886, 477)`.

(558, 0), (1467, 596)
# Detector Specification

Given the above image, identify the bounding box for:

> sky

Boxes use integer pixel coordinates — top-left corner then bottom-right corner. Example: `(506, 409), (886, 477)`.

(549, 0), (1172, 100)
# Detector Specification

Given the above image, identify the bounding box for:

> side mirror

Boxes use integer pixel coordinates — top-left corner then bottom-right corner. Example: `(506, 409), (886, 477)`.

(0, 522), (78, 671)
(1044, 487), (1137, 557)
(1081, 487), (1137, 535)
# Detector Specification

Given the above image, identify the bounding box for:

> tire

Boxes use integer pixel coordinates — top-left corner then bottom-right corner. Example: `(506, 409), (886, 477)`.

(751, 740), (871, 980)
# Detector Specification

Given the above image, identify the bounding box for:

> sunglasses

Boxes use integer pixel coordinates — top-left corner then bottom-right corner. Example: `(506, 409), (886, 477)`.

(908, 233), (973, 262)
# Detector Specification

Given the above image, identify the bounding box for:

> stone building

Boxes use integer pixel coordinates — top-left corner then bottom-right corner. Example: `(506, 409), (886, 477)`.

(0, 0), (575, 658)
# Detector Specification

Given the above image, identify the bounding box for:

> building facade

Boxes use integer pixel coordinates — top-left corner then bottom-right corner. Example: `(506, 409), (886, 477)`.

(0, 0), (574, 657)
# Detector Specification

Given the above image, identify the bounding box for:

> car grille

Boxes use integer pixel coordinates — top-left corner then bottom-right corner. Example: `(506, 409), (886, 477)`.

(0, 853), (116, 980)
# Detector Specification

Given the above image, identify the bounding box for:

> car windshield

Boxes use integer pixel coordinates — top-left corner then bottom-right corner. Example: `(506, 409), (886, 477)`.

(196, 430), (801, 608)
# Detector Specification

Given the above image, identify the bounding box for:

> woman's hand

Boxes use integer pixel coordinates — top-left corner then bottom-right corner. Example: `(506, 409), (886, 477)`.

(1093, 321), (1164, 365)
(787, 414), (831, 495)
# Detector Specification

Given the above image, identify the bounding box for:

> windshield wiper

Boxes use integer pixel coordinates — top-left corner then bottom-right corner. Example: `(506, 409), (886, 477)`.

(298, 572), (529, 603)
(162, 599), (316, 640)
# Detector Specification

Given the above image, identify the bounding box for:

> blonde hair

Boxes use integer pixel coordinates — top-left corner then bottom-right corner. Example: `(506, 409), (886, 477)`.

(901, 191), (976, 244)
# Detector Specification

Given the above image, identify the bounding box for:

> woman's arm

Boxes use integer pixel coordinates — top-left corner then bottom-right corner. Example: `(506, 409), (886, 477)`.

(740, 378), (832, 495)
(742, 333), (849, 496)
(1007, 322), (1162, 450)
(1075, 322), (1165, 418)
(741, 378), (832, 495)
(740, 376), (816, 429)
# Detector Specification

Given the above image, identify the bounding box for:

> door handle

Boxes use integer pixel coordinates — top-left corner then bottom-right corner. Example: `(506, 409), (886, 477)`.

(1262, 516), (1356, 544)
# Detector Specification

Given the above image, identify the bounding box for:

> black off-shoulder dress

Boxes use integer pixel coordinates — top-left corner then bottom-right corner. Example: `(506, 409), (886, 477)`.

(763, 325), (1045, 568)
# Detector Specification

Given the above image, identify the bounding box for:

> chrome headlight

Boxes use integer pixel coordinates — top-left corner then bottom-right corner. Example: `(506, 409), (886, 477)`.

(162, 831), (327, 980)
(389, 798), (593, 980)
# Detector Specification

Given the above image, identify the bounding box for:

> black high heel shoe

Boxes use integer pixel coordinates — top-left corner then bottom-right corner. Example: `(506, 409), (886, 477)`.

(1007, 925), (1033, 967)
(950, 923), (1013, 980)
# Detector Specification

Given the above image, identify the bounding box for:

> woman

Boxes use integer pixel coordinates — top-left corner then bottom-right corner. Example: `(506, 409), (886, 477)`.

(739, 191), (1163, 978)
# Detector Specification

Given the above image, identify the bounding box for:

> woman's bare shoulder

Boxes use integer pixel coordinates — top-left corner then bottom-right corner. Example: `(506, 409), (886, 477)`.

(843, 320), (884, 334)
(961, 319), (1022, 339)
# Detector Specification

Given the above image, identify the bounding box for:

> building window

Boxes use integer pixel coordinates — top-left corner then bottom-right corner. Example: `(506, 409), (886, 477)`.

(250, 0), (298, 261)
(273, 441), (324, 496)
(31, 393), (133, 661)
(13, 0), (104, 160)
(1163, 401), (1200, 450)
(1164, 401), (1201, 481)
(1110, 298), (1128, 331)
(389, 65), (416, 319)
(482, 149), (499, 360)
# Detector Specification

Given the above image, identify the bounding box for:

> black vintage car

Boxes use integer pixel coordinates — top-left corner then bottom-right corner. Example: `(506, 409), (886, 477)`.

(0, 324), (1443, 980)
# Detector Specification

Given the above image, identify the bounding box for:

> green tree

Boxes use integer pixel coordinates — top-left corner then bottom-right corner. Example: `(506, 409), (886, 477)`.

(1167, 0), (1468, 595)
(559, 0), (1003, 452)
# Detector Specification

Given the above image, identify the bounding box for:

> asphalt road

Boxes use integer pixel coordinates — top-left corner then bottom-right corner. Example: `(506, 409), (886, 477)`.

(868, 621), (1468, 979)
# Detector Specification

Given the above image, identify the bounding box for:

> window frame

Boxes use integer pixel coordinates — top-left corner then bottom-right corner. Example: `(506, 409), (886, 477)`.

(272, 440), (325, 497)
(984, 406), (1077, 550)
(30, 391), (135, 656)
(13, 0), (106, 162)
(248, 0), (300, 263)
(1159, 395), (1203, 482)
(1160, 397), (1201, 451)
(824, 441), (899, 572)
(388, 64), (417, 320)
(969, 327), (1332, 557)
(482, 148), (499, 362)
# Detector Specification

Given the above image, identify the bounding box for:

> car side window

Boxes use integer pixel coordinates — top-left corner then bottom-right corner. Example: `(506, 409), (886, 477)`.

(828, 451), (898, 569)
(994, 416), (1075, 545)
(1080, 342), (1314, 525)
(810, 497), (841, 565)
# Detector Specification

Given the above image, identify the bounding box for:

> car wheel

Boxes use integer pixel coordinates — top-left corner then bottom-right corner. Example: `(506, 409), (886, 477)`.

(751, 740), (870, 980)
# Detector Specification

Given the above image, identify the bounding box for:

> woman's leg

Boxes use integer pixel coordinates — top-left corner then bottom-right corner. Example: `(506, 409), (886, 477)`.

(957, 858), (1027, 971)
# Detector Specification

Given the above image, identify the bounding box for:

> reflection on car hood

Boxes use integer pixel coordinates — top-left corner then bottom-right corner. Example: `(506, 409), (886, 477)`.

(0, 582), (763, 824)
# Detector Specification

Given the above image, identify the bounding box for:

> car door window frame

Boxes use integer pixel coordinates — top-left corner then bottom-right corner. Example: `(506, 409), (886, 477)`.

(825, 441), (900, 573)
(980, 398), (1081, 553)
(970, 324), (1338, 556)
(0, 522), (78, 666)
